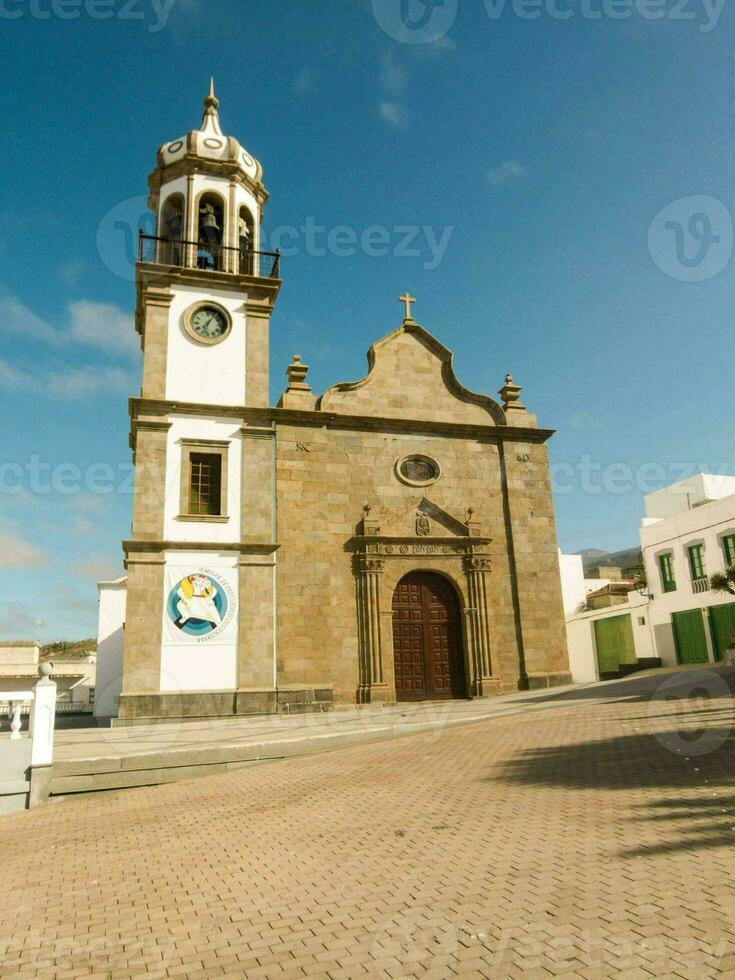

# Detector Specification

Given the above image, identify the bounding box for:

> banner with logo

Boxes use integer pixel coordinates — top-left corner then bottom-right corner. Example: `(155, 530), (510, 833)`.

(163, 565), (238, 646)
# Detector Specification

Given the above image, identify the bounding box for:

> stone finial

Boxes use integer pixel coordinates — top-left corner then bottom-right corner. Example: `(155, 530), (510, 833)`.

(278, 354), (317, 410)
(201, 77), (223, 136)
(465, 507), (481, 537)
(39, 662), (53, 679)
(499, 372), (526, 411)
(286, 354), (311, 392)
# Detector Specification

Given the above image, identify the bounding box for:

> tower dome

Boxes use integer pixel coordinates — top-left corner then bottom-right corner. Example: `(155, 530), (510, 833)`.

(155, 79), (263, 184)
(144, 80), (274, 276)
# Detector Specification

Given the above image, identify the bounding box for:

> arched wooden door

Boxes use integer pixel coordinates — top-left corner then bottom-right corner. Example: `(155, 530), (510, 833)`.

(392, 572), (467, 701)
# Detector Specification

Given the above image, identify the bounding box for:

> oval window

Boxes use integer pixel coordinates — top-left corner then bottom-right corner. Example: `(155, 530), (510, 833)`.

(396, 454), (441, 487)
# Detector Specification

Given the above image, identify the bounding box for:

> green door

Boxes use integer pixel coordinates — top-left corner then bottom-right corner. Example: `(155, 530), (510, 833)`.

(672, 609), (709, 664)
(709, 603), (735, 661)
(594, 615), (636, 675)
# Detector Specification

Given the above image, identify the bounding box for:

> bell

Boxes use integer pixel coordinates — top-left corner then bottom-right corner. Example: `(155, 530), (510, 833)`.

(200, 206), (220, 231)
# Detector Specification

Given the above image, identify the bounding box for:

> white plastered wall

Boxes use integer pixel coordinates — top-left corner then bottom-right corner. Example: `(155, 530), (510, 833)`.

(163, 415), (243, 544)
(558, 552), (586, 614)
(564, 593), (655, 683)
(160, 551), (239, 692)
(94, 581), (127, 718)
(165, 284), (248, 405)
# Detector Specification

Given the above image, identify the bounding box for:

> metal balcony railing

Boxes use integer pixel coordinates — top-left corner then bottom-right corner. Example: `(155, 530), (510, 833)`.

(138, 233), (281, 279)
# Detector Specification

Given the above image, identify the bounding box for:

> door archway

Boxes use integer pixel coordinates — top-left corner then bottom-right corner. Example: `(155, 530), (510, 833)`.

(392, 571), (467, 701)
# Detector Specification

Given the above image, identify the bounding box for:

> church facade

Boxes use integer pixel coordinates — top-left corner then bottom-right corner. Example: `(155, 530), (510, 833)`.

(116, 84), (571, 723)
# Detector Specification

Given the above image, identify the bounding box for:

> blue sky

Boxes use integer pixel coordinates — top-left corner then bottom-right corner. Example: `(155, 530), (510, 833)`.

(1, 0), (734, 640)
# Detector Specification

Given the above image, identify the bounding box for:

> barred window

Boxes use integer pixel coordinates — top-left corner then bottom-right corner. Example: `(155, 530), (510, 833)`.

(189, 453), (223, 516)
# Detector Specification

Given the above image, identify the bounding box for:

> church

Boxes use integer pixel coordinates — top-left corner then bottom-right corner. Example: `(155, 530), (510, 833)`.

(107, 83), (571, 723)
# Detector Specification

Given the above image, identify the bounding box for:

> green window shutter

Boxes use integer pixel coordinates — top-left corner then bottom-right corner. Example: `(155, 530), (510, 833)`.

(688, 545), (706, 581)
(659, 553), (676, 592)
(722, 534), (735, 568)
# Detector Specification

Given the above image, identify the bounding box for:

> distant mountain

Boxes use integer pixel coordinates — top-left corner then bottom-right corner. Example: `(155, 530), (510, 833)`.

(575, 549), (607, 562)
(574, 547), (642, 574)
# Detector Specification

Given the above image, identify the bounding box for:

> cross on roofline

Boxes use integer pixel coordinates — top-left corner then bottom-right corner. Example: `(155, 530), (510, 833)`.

(399, 292), (416, 321)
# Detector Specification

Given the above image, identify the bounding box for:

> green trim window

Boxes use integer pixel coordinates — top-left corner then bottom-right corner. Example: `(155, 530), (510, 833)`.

(722, 533), (735, 568)
(659, 553), (677, 593)
(688, 544), (707, 582)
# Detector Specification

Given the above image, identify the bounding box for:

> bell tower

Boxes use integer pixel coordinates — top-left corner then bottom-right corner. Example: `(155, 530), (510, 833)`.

(118, 82), (282, 723)
(137, 78), (280, 407)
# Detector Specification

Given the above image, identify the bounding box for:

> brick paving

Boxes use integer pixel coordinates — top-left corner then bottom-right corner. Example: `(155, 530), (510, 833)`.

(1, 668), (735, 978)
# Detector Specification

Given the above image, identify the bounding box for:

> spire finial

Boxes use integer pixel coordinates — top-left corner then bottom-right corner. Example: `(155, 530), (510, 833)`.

(204, 77), (219, 110)
(201, 77), (223, 136)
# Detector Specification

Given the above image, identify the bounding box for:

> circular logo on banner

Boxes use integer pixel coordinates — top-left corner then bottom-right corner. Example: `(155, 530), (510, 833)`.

(167, 571), (235, 640)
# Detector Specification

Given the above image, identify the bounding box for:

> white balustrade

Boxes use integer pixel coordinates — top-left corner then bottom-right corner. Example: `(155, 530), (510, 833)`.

(0, 664), (57, 766)
(0, 692), (34, 740)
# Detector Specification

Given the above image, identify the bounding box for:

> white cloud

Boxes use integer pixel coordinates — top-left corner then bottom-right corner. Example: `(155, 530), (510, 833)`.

(380, 53), (409, 96)
(46, 366), (131, 398)
(58, 260), (86, 287)
(0, 291), (134, 356)
(65, 493), (112, 516)
(68, 301), (137, 356)
(0, 292), (136, 400)
(0, 359), (131, 399)
(487, 160), (527, 186)
(0, 526), (49, 569)
(0, 360), (23, 387)
(406, 35), (457, 57)
(427, 36), (457, 53)
(73, 554), (125, 583)
(293, 67), (318, 97)
(380, 101), (409, 130)
(2, 293), (60, 345)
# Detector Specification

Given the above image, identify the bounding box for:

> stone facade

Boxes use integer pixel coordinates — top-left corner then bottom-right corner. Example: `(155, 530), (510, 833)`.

(114, 88), (570, 723)
(117, 317), (571, 721)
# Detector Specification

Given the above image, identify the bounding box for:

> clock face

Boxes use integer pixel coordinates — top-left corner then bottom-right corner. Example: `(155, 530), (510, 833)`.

(190, 305), (228, 342)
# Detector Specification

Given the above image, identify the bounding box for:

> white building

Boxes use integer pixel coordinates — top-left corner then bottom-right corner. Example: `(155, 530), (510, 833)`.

(0, 643), (96, 708)
(560, 472), (735, 682)
(641, 474), (735, 666)
(558, 558), (657, 682)
(93, 579), (127, 720)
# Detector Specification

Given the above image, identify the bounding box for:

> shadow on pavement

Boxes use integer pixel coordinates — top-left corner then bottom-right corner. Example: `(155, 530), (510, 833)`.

(494, 670), (735, 857)
(511, 665), (735, 707)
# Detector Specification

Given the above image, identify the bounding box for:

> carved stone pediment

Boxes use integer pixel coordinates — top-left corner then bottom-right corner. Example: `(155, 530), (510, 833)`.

(318, 321), (507, 427)
(353, 498), (490, 559)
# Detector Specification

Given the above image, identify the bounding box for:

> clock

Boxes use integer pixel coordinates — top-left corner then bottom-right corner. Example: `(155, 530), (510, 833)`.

(183, 302), (232, 346)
